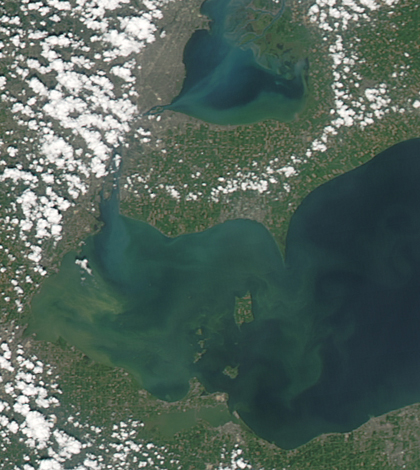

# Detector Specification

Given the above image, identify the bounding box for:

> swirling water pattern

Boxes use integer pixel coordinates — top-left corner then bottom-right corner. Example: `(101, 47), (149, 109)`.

(150, 0), (308, 125)
(29, 139), (420, 449)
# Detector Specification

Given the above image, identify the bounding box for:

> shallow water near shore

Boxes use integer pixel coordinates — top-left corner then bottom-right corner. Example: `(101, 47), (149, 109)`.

(153, 0), (309, 125)
(29, 139), (420, 449)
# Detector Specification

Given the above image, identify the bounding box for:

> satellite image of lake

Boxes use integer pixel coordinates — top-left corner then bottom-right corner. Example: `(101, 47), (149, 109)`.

(28, 138), (420, 449)
(2, 0), (420, 466)
(151, 0), (309, 124)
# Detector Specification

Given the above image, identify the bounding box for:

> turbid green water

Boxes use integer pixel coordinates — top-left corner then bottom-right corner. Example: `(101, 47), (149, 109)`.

(143, 404), (237, 438)
(151, 0), (308, 125)
(29, 139), (420, 449)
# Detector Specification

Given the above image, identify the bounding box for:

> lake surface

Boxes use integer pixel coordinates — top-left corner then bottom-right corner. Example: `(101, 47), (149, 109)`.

(28, 139), (420, 449)
(151, 0), (309, 124)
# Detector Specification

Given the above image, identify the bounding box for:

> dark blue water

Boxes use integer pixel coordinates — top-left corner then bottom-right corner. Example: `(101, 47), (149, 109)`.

(151, 0), (308, 125)
(29, 139), (420, 449)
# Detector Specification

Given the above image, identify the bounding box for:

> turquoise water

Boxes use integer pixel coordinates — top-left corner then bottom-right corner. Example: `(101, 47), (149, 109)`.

(150, 0), (308, 125)
(28, 139), (420, 449)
